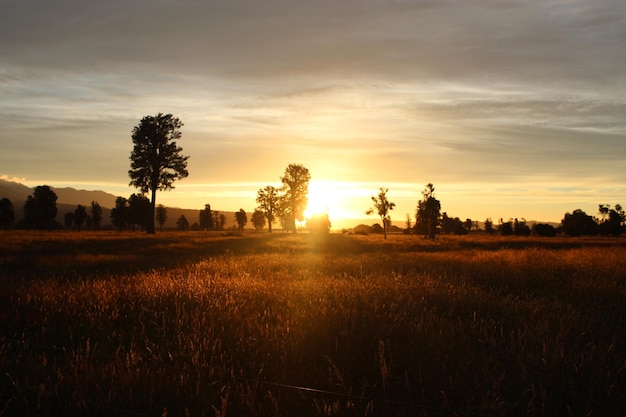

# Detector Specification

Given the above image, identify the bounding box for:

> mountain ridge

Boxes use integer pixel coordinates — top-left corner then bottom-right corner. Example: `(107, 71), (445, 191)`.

(0, 179), (236, 229)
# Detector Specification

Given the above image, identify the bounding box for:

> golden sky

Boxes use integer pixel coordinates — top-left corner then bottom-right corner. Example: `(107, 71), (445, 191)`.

(1, 0), (625, 226)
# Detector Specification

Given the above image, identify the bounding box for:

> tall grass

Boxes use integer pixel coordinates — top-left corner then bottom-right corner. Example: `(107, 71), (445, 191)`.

(1, 232), (625, 416)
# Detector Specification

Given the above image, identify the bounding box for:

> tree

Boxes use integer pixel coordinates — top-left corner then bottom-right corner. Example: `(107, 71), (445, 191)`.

(251, 209), (266, 232)
(513, 218), (531, 236)
(176, 215), (189, 231)
(562, 209), (598, 236)
(235, 209), (248, 232)
(129, 113), (189, 234)
(532, 223), (557, 237)
(64, 212), (74, 229)
(415, 183), (441, 239)
(366, 187), (396, 239)
(212, 211), (222, 231)
(280, 164), (311, 233)
(256, 186), (281, 233)
(598, 204), (624, 236)
(74, 204), (87, 231)
(128, 193), (151, 231)
(110, 197), (129, 231)
(484, 218), (494, 234)
(23, 185), (58, 230)
(91, 201), (103, 230)
(306, 213), (331, 234)
(156, 204), (168, 231)
(498, 218), (513, 236)
(199, 204), (213, 231)
(0, 198), (14, 229)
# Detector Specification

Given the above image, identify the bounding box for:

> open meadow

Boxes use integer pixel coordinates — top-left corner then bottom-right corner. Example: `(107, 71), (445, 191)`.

(1, 231), (625, 416)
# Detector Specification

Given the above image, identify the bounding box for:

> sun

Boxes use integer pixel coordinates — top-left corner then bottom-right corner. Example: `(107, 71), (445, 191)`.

(304, 180), (341, 219)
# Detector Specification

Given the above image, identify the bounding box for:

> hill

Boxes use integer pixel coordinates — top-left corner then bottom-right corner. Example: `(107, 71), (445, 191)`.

(0, 179), (236, 230)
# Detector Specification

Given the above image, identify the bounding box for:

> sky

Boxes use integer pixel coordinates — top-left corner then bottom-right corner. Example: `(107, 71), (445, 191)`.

(1, 0), (625, 228)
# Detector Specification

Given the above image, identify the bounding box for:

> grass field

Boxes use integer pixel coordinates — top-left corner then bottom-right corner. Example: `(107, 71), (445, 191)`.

(1, 231), (626, 416)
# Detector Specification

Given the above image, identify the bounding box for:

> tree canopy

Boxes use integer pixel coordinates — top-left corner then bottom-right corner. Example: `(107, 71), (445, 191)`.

(129, 113), (189, 234)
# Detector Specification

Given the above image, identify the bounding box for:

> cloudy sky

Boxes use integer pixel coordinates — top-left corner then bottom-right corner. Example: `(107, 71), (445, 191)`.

(1, 0), (625, 226)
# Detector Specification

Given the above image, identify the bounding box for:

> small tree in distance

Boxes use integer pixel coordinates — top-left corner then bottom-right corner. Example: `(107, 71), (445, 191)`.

(74, 204), (87, 231)
(156, 204), (168, 231)
(415, 183), (441, 239)
(235, 209), (248, 232)
(129, 113), (189, 234)
(251, 209), (266, 232)
(0, 198), (14, 229)
(256, 186), (281, 233)
(366, 187), (396, 239)
(91, 201), (102, 230)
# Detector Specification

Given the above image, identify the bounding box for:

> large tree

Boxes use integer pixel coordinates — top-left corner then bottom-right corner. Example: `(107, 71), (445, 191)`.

(129, 113), (189, 234)
(280, 164), (311, 233)
(23, 185), (58, 230)
(415, 183), (441, 239)
(256, 186), (281, 233)
(366, 187), (396, 239)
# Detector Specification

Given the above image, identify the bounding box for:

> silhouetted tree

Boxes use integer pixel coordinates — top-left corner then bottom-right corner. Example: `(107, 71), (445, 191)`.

(64, 212), (74, 229)
(484, 218), (494, 234)
(176, 215), (189, 231)
(110, 197), (129, 231)
(129, 113), (189, 234)
(199, 204), (213, 231)
(415, 183), (441, 239)
(598, 204), (624, 236)
(441, 213), (467, 235)
(156, 204), (168, 231)
(74, 205), (87, 231)
(212, 211), (222, 231)
(280, 164), (311, 233)
(91, 201), (102, 230)
(0, 198), (14, 229)
(513, 218), (531, 236)
(235, 209), (247, 232)
(23, 185), (58, 230)
(251, 209), (266, 232)
(128, 193), (151, 231)
(562, 209), (598, 236)
(256, 186), (281, 233)
(219, 214), (226, 230)
(306, 213), (331, 234)
(498, 218), (513, 236)
(532, 223), (557, 237)
(366, 187), (395, 239)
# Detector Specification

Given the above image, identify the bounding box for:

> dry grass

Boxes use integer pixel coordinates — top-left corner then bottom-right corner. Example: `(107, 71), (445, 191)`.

(1, 231), (626, 416)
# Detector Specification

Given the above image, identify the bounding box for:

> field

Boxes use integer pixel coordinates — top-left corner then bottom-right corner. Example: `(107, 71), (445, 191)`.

(1, 231), (626, 416)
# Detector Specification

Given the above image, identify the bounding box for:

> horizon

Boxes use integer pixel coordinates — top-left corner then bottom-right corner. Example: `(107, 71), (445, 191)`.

(1, 1), (624, 222)
(0, 176), (602, 229)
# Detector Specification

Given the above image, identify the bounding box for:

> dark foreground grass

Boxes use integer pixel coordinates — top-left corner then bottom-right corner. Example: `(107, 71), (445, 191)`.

(1, 231), (626, 416)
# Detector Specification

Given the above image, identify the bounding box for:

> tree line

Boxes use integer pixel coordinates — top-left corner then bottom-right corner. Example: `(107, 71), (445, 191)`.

(0, 112), (623, 236)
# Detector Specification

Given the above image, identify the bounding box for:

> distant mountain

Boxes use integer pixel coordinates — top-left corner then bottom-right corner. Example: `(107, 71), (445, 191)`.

(0, 179), (236, 229)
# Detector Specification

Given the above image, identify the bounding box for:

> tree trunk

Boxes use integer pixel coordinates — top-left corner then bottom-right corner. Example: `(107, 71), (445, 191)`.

(148, 188), (157, 234)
